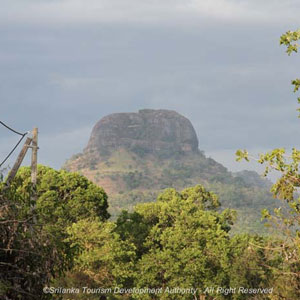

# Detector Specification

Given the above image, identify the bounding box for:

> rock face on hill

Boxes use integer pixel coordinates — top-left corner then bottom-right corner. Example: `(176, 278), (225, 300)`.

(85, 109), (199, 158)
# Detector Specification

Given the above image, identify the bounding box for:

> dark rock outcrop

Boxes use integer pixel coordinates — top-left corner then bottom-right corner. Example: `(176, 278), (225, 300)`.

(85, 109), (199, 158)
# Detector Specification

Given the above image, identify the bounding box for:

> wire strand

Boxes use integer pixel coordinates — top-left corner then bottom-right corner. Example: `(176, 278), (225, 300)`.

(0, 121), (26, 136)
(0, 133), (27, 168)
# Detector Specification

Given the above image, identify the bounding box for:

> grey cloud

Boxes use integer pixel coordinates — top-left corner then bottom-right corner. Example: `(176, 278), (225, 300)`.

(1, 1), (300, 172)
(0, 0), (299, 26)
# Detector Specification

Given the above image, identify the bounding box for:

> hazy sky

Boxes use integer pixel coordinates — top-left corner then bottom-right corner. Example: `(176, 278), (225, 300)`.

(0, 0), (300, 176)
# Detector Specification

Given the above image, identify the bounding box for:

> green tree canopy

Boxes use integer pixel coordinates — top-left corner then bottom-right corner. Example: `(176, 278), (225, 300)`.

(63, 185), (276, 300)
(0, 165), (109, 299)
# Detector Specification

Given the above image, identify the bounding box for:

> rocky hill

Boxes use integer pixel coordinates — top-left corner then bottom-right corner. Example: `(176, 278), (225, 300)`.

(87, 109), (199, 158)
(64, 109), (275, 233)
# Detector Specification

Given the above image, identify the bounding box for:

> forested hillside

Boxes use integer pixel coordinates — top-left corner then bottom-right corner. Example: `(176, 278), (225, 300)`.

(64, 109), (275, 232)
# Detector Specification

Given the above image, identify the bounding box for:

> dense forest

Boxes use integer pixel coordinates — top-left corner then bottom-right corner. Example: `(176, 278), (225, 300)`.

(0, 165), (299, 299)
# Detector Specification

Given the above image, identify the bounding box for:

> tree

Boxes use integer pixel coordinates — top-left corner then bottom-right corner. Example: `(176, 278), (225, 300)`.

(115, 186), (272, 300)
(56, 218), (137, 300)
(0, 165), (109, 299)
(236, 29), (300, 299)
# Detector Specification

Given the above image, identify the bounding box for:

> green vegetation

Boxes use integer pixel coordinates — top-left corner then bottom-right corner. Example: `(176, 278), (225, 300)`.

(65, 147), (276, 233)
(1, 167), (299, 299)
(53, 185), (296, 299)
(0, 165), (109, 299)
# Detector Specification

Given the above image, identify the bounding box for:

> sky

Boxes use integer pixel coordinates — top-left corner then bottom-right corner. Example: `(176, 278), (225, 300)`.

(0, 0), (300, 177)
